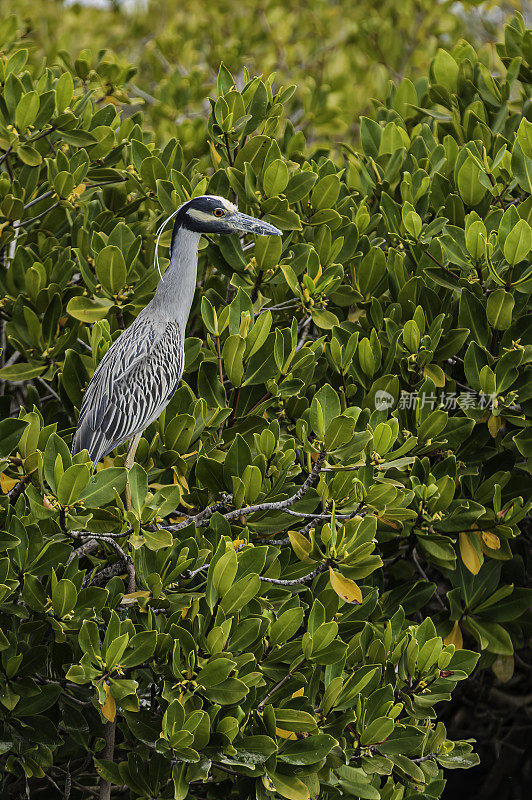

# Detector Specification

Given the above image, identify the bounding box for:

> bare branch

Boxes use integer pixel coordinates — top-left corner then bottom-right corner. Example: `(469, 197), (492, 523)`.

(163, 454), (325, 536)
(23, 189), (54, 211)
(99, 718), (116, 800)
(67, 539), (99, 565)
(88, 535), (135, 593)
(8, 474), (30, 505)
(85, 561), (128, 587)
(14, 200), (62, 228)
(258, 659), (304, 710)
(259, 562), (328, 585)
(221, 450), (326, 524)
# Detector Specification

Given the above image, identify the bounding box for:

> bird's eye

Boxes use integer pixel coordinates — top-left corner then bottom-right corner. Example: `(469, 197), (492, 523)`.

(213, 208), (225, 217)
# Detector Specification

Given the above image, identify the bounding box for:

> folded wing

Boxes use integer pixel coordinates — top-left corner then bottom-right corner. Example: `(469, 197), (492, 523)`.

(72, 316), (183, 467)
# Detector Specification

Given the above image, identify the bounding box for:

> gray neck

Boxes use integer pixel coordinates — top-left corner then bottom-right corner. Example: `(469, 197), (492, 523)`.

(150, 226), (200, 332)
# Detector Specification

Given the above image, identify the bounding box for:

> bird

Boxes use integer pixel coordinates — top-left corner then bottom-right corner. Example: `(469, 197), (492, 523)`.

(71, 195), (282, 484)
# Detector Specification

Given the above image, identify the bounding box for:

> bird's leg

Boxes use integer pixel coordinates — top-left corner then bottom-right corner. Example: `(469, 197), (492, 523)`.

(124, 432), (142, 512)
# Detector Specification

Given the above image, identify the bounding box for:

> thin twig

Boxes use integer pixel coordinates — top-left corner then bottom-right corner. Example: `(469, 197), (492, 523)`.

(2, 350), (21, 368)
(36, 377), (61, 403)
(164, 452), (326, 534)
(85, 560), (128, 587)
(410, 753), (437, 764)
(67, 539), (100, 565)
(14, 200), (62, 228)
(221, 451), (326, 523)
(90, 535), (135, 593)
(258, 661), (304, 710)
(297, 316), (312, 350)
(23, 189), (55, 211)
(412, 547), (445, 610)
(8, 474), (30, 505)
(259, 563), (328, 585)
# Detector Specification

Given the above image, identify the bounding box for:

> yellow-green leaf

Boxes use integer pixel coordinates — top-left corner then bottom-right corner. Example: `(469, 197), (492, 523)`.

(329, 567), (362, 604)
(101, 683), (116, 722)
(444, 621), (463, 649)
(288, 530), (315, 563)
(459, 532), (482, 575)
(263, 772), (310, 800)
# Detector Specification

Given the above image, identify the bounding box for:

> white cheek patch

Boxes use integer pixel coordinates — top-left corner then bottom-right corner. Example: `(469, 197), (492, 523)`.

(187, 209), (218, 223)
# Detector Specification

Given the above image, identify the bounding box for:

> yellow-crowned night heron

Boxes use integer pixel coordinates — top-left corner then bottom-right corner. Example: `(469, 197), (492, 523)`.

(72, 195), (281, 475)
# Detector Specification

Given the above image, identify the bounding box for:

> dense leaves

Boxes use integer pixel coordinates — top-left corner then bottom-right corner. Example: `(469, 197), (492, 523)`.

(0, 7), (531, 800)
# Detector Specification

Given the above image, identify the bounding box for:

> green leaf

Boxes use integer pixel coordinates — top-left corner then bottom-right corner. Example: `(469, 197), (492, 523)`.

(51, 578), (77, 618)
(269, 607), (304, 646)
(55, 71), (74, 113)
(127, 463), (148, 515)
(0, 362), (46, 381)
(196, 657), (236, 688)
(105, 632), (130, 670)
(57, 464), (91, 506)
(285, 171), (318, 203)
(222, 334), (245, 387)
(278, 734), (338, 765)
(205, 676), (248, 704)
(16, 144), (42, 166)
(357, 247), (386, 296)
(0, 419), (28, 458)
(486, 289), (514, 330)
(465, 618), (514, 655)
(66, 295), (113, 322)
(263, 772), (310, 800)
(16, 684), (61, 717)
(234, 735), (277, 763)
(95, 246), (127, 295)
(403, 319), (421, 353)
(359, 716), (394, 746)
(80, 468), (128, 506)
(212, 549), (238, 597)
(220, 573), (261, 615)
(431, 49), (459, 90)
(273, 708), (318, 733)
(503, 219), (532, 266)
(79, 620), (102, 661)
(360, 117), (382, 159)
(223, 434), (252, 483)
(511, 139), (532, 194)
(465, 219), (486, 259)
(311, 174), (341, 211)
(457, 157), (486, 206)
(15, 91), (39, 130)
(458, 289), (490, 347)
(263, 159), (289, 197)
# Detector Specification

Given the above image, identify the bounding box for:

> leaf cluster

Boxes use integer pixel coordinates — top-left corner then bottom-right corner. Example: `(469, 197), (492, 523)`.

(0, 8), (531, 800)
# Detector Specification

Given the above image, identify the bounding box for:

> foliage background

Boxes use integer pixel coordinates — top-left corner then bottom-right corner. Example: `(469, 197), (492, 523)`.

(0, 1), (531, 799)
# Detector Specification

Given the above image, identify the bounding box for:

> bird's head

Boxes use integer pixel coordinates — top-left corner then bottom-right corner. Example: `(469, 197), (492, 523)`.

(173, 195), (282, 237)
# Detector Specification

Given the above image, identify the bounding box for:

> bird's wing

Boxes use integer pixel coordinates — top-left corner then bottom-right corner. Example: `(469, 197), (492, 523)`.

(72, 316), (183, 464)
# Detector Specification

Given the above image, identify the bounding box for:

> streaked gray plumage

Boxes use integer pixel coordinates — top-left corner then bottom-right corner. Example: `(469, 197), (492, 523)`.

(72, 195), (281, 469)
(72, 315), (183, 465)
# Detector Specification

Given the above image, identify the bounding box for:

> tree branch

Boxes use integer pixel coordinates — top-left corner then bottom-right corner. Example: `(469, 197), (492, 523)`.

(258, 660), (304, 710)
(99, 717), (116, 800)
(14, 200), (62, 228)
(8, 474), (30, 505)
(259, 562), (328, 585)
(84, 560), (128, 588)
(67, 538), (100, 565)
(221, 451), (326, 524)
(164, 454), (325, 535)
